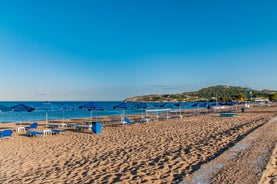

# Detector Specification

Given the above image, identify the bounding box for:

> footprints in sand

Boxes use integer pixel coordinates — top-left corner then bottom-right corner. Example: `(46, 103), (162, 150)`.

(0, 113), (275, 183)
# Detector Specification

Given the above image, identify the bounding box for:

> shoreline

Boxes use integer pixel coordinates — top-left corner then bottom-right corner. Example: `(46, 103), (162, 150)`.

(0, 104), (247, 127)
(0, 105), (276, 183)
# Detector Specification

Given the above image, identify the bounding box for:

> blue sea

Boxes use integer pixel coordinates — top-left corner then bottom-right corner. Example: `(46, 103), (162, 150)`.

(0, 101), (193, 123)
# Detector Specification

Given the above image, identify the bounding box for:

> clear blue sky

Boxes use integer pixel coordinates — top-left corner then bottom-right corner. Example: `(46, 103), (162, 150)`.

(0, 0), (277, 101)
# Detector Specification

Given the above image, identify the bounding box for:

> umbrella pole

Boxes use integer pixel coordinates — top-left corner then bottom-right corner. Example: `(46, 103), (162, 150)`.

(63, 110), (65, 123)
(19, 113), (23, 126)
(179, 106), (182, 118)
(46, 111), (48, 128)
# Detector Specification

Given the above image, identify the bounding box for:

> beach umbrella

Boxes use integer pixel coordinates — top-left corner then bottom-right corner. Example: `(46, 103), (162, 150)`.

(154, 102), (159, 108)
(135, 102), (154, 118)
(135, 102), (155, 109)
(191, 102), (199, 108)
(60, 103), (74, 123)
(159, 102), (174, 108)
(159, 102), (174, 118)
(79, 102), (105, 121)
(35, 103), (62, 127)
(11, 104), (35, 124)
(190, 102), (200, 115)
(0, 105), (11, 113)
(199, 102), (208, 108)
(113, 102), (132, 120)
(174, 102), (186, 118)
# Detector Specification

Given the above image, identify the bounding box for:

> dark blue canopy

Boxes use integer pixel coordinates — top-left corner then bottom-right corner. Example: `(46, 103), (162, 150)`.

(35, 103), (62, 111)
(159, 102), (174, 108)
(153, 102), (159, 108)
(35, 103), (62, 126)
(11, 104), (35, 112)
(10, 104), (35, 124)
(174, 102), (186, 107)
(113, 102), (131, 110)
(79, 102), (105, 120)
(191, 102), (208, 108)
(191, 103), (199, 108)
(135, 102), (154, 109)
(79, 102), (105, 111)
(60, 103), (75, 110)
(198, 102), (208, 108)
(59, 103), (74, 122)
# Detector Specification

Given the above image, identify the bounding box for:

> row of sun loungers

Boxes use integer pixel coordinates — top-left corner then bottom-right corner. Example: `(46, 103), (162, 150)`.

(25, 129), (67, 137)
(1, 110), (239, 139)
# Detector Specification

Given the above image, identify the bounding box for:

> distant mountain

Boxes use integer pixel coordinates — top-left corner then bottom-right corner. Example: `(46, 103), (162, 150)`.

(125, 85), (277, 102)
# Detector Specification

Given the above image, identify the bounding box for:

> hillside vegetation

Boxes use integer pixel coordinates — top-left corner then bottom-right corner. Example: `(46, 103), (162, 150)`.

(125, 85), (277, 102)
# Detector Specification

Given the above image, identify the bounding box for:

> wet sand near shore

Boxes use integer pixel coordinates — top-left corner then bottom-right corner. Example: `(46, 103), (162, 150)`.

(0, 106), (276, 183)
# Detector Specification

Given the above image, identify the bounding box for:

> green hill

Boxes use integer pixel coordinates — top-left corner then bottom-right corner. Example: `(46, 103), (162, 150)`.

(125, 85), (277, 102)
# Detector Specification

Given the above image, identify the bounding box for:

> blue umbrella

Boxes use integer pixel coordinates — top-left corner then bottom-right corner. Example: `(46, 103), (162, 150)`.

(135, 102), (154, 109)
(154, 102), (159, 108)
(60, 103), (74, 122)
(11, 104), (35, 112)
(198, 102), (208, 108)
(35, 103), (62, 127)
(11, 104), (35, 124)
(113, 102), (132, 119)
(159, 102), (174, 108)
(191, 103), (199, 108)
(79, 102), (105, 121)
(135, 102), (155, 118)
(174, 102), (186, 107)
(174, 102), (186, 118)
(159, 102), (174, 118)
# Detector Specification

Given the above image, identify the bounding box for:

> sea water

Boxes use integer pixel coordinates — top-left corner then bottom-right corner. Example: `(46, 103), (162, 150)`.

(0, 101), (192, 123)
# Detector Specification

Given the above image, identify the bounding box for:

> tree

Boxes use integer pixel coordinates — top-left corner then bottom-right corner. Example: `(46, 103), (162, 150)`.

(269, 93), (277, 101)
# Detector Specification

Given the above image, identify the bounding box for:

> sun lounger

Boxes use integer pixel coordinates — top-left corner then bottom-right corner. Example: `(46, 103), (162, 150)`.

(66, 123), (77, 128)
(0, 129), (13, 139)
(47, 123), (67, 128)
(123, 117), (135, 125)
(220, 113), (237, 117)
(26, 131), (44, 137)
(51, 129), (66, 134)
(25, 122), (38, 130)
(75, 125), (91, 132)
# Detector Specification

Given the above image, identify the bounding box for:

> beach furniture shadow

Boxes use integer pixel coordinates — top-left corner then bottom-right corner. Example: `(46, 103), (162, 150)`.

(25, 131), (44, 137)
(51, 129), (66, 134)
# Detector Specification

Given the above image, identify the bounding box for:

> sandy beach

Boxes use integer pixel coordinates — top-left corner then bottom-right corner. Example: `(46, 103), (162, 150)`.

(0, 105), (276, 183)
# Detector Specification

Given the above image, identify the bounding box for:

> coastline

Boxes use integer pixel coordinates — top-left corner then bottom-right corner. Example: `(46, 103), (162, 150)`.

(0, 105), (276, 183)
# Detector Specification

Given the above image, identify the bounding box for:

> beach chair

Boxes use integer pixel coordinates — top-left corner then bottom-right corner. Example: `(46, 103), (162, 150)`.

(0, 129), (13, 139)
(75, 125), (91, 132)
(47, 123), (66, 128)
(123, 117), (134, 125)
(25, 122), (38, 130)
(66, 123), (77, 128)
(135, 116), (151, 123)
(220, 113), (237, 117)
(51, 129), (66, 134)
(25, 131), (44, 137)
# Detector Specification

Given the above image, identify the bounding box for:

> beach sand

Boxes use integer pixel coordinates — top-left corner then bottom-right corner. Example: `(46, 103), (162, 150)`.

(0, 106), (276, 183)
